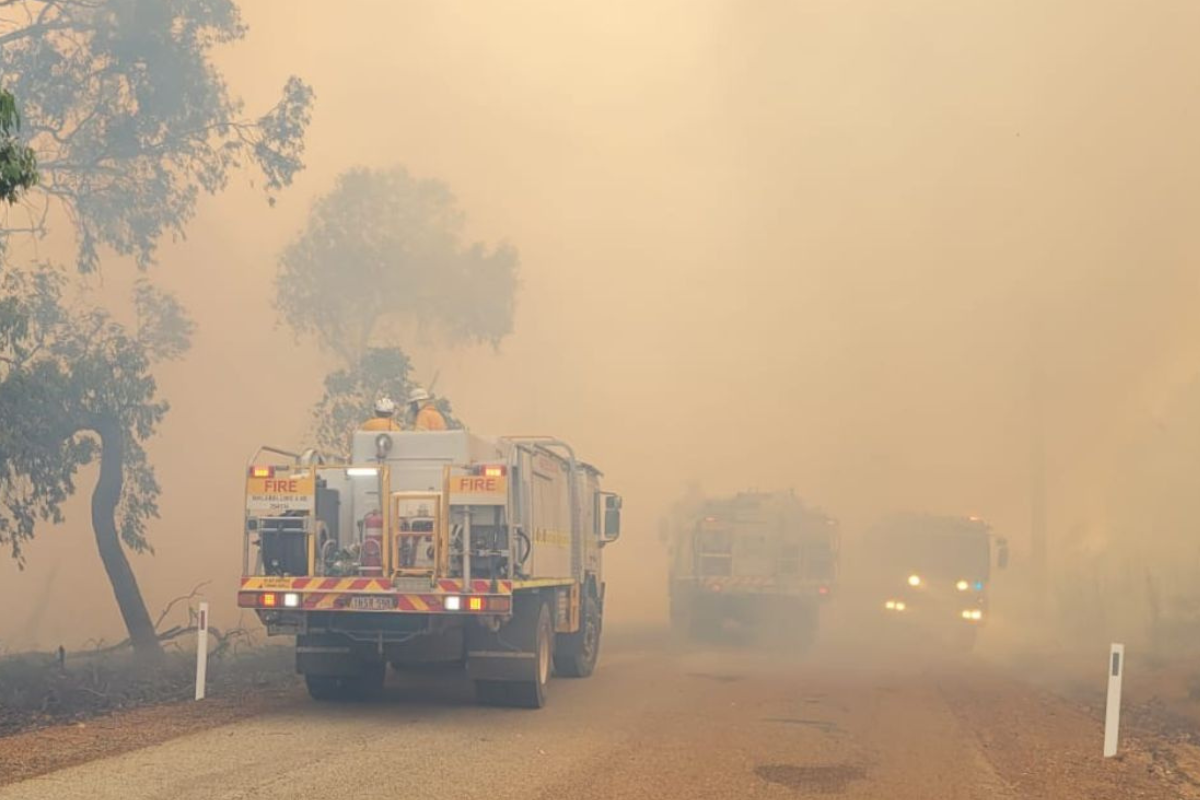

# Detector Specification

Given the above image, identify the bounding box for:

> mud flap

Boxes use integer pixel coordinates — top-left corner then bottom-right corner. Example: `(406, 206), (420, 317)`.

(464, 620), (536, 681)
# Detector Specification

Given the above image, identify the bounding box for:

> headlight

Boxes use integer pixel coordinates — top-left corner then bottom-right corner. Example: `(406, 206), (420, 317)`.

(894, 601), (907, 611)
(956, 579), (970, 592)
(885, 600), (897, 610)
(907, 574), (922, 587)
(961, 608), (983, 621)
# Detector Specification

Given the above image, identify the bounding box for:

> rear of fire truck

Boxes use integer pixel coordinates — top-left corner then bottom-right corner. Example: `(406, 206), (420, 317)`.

(666, 491), (837, 647)
(238, 431), (622, 708)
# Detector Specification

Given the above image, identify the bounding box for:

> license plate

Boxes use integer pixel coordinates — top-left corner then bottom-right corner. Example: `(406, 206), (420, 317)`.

(349, 595), (396, 611)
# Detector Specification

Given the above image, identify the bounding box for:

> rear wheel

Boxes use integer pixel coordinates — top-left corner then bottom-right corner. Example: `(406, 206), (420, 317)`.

(304, 660), (385, 702)
(474, 679), (509, 706)
(790, 601), (819, 652)
(521, 601), (554, 708)
(555, 594), (601, 678)
(473, 597), (553, 708)
(356, 660), (387, 698)
(305, 674), (354, 701)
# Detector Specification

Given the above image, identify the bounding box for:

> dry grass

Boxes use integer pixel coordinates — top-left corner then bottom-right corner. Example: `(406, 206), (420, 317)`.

(0, 642), (295, 737)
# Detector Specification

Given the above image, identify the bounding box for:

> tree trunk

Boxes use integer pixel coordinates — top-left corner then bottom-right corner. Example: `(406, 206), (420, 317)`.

(90, 416), (162, 661)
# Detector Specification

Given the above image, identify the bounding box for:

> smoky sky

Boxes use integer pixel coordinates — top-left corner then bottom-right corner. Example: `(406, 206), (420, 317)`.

(3, 1), (1199, 646)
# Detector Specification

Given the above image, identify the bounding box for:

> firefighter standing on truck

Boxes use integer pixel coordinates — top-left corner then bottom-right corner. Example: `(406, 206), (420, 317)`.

(360, 396), (403, 431)
(407, 387), (448, 431)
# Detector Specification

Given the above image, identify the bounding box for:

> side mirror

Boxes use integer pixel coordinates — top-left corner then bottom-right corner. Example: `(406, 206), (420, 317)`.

(602, 494), (622, 544)
(997, 537), (1010, 570)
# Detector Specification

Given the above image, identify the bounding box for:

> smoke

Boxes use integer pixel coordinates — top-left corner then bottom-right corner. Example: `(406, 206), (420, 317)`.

(4, 1), (1200, 657)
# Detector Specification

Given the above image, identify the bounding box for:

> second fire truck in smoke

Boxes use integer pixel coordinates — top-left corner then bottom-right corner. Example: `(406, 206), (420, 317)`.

(664, 490), (838, 645)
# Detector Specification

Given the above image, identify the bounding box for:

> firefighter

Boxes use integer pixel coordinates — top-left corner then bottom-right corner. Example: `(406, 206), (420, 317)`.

(360, 396), (403, 431)
(407, 387), (448, 431)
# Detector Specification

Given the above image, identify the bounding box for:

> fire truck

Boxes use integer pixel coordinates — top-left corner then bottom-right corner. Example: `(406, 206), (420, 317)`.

(238, 431), (622, 708)
(664, 491), (838, 646)
(862, 514), (1009, 651)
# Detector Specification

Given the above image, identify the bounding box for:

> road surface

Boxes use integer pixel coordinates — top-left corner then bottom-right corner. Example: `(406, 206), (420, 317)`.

(0, 632), (1194, 799)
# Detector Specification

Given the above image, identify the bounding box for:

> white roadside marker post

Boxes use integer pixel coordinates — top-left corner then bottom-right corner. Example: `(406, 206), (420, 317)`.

(195, 601), (210, 701)
(1103, 642), (1124, 758)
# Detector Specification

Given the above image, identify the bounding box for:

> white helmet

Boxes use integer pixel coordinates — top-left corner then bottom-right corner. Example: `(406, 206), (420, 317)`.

(374, 396), (397, 417)
(407, 387), (430, 404)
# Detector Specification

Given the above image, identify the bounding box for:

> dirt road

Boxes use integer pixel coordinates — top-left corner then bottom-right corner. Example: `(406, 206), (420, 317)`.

(1, 632), (1196, 799)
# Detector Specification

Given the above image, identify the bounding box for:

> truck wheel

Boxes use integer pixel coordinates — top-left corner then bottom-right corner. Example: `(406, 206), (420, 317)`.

(791, 601), (819, 652)
(670, 590), (702, 643)
(474, 680), (510, 706)
(304, 661), (385, 702)
(517, 600), (553, 707)
(555, 594), (601, 678)
(469, 596), (553, 708)
(305, 674), (353, 701)
(355, 660), (386, 699)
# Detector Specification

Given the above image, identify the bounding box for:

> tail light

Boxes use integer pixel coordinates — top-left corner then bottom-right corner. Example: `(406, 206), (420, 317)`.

(238, 592), (282, 608)
(443, 595), (511, 612)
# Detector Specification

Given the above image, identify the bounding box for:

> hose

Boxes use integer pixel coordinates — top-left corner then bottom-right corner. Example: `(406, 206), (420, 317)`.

(516, 529), (532, 577)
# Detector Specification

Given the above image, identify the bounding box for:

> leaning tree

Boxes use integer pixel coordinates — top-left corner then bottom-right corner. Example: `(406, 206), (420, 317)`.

(0, 0), (313, 658)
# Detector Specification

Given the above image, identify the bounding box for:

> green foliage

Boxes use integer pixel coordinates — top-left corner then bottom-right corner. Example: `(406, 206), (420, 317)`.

(0, 0), (309, 569)
(0, 89), (37, 204)
(0, 0), (314, 271)
(0, 264), (192, 564)
(276, 166), (518, 363)
(311, 346), (458, 456)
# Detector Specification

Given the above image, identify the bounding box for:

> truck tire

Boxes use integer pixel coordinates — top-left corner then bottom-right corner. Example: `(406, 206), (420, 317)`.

(356, 660), (387, 698)
(555, 594), (601, 678)
(473, 597), (553, 708)
(304, 661), (385, 702)
(790, 600), (819, 652)
(305, 674), (354, 701)
(669, 588), (701, 642)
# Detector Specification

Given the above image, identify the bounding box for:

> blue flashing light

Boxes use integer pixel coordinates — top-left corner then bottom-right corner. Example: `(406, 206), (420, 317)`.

(973, 581), (984, 591)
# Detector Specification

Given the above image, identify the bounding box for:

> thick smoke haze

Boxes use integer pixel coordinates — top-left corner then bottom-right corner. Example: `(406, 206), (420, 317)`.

(3, 1), (1199, 650)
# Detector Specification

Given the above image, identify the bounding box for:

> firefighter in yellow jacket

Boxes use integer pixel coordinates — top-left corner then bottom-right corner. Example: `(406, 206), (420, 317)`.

(360, 396), (403, 432)
(407, 387), (447, 431)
